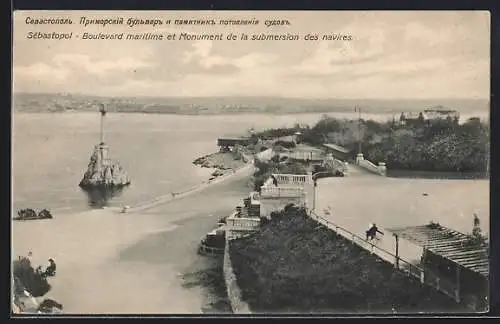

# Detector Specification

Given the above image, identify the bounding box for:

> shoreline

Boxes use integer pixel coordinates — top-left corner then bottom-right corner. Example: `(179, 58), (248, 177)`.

(12, 161), (255, 314)
(193, 151), (249, 182)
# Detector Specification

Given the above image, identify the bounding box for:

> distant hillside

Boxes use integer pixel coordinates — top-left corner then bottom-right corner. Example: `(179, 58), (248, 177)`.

(12, 92), (488, 116)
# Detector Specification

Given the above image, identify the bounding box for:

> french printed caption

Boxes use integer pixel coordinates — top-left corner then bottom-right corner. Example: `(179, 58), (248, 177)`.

(25, 16), (353, 41)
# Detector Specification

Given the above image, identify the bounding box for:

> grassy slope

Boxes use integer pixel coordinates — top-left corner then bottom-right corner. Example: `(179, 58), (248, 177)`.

(229, 207), (466, 314)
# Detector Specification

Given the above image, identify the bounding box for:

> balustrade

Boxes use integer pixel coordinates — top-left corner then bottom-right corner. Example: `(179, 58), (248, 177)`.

(260, 186), (305, 198)
(288, 151), (324, 161)
(272, 173), (310, 185)
(226, 217), (261, 230)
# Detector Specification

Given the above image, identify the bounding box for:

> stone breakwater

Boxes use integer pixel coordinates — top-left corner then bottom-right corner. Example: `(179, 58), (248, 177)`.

(127, 160), (256, 213)
(223, 238), (252, 314)
(79, 143), (130, 188)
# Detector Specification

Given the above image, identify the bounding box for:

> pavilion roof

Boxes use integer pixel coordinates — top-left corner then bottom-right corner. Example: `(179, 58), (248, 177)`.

(323, 143), (351, 154)
(387, 224), (489, 278)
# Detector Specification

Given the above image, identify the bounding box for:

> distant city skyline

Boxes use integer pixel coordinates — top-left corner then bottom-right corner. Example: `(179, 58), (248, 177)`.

(13, 11), (490, 100)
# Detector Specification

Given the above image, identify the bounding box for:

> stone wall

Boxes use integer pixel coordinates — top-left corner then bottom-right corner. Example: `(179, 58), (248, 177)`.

(260, 196), (306, 219)
(223, 237), (252, 314)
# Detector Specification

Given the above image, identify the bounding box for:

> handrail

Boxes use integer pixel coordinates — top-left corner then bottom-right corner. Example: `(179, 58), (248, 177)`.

(358, 159), (385, 176)
(307, 209), (484, 310)
(312, 171), (341, 180)
(361, 159), (378, 169)
(309, 210), (426, 283)
(310, 211), (406, 266)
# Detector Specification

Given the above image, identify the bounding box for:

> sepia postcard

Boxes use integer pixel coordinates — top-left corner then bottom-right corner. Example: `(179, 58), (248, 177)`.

(11, 10), (490, 316)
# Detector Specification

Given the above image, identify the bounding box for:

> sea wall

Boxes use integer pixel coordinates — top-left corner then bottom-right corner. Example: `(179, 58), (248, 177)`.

(127, 159), (256, 213)
(223, 236), (252, 314)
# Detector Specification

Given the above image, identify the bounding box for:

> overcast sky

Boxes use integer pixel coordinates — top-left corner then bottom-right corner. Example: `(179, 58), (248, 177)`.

(13, 11), (490, 99)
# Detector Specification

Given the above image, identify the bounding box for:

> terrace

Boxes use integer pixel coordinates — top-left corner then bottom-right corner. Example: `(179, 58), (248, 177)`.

(258, 173), (311, 218)
(225, 192), (262, 241)
(260, 173), (309, 199)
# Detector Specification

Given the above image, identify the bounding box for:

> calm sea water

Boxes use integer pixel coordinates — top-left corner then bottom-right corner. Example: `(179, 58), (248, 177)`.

(12, 112), (327, 214)
(12, 111), (488, 215)
(12, 111), (489, 313)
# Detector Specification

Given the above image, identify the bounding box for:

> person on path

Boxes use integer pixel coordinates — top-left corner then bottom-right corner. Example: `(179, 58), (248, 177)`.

(43, 259), (56, 277)
(366, 223), (384, 241)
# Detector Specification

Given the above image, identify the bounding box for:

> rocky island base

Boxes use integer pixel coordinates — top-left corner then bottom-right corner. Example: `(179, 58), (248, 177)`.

(14, 208), (53, 221)
(79, 143), (131, 189)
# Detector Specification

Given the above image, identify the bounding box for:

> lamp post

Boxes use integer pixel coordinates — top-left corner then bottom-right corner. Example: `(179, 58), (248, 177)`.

(313, 178), (317, 213)
(356, 105), (362, 156)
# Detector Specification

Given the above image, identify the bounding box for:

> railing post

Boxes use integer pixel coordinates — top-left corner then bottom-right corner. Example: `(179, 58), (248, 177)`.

(394, 234), (400, 269)
(455, 265), (461, 303)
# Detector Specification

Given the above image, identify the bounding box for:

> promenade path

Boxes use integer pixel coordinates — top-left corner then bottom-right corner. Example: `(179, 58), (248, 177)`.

(306, 163), (489, 264)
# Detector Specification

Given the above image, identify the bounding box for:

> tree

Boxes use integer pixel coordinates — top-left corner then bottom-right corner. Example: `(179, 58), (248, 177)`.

(472, 214), (482, 239)
(417, 113), (425, 127)
(470, 214), (487, 246)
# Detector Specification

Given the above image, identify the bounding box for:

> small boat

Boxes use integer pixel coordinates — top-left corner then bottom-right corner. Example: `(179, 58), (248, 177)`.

(198, 228), (225, 256)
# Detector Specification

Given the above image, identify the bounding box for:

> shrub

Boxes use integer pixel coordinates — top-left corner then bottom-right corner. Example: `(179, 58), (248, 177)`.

(13, 257), (51, 297)
(275, 141), (296, 149)
(427, 221), (441, 229)
(38, 209), (53, 219)
(260, 217), (271, 226)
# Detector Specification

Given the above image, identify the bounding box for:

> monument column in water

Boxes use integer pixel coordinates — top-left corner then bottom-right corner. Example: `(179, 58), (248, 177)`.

(79, 103), (131, 189)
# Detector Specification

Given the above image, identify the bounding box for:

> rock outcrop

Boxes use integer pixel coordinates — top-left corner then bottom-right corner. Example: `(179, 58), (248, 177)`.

(79, 143), (131, 189)
(14, 208), (53, 221)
